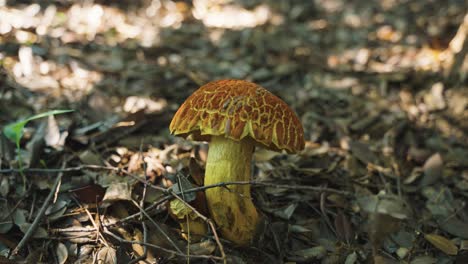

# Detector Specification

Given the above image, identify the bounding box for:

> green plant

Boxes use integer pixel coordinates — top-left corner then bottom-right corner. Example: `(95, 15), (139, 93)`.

(3, 109), (74, 188)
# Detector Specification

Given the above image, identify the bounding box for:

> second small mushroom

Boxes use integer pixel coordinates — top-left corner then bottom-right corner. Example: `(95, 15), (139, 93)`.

(170, 79), (304, 245)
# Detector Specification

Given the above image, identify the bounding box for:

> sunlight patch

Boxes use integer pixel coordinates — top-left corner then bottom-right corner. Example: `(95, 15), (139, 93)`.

(192, 0), (271, 29)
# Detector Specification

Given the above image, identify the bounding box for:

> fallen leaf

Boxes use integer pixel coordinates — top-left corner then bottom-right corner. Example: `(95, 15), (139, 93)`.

(71, 184), (106, 204)
(189, 240), (216, 255)
(410, 256), (437, 264)
(424, 233), (458, 255)
(56, 242), (68, 264)
(18, 223), (48, 238)
(420, 153), (443, 186)
(349, 140), (379, 165)
(96, 246), (117, 264)
(102, 182), (132, 203)
(437, 217), (468, 239)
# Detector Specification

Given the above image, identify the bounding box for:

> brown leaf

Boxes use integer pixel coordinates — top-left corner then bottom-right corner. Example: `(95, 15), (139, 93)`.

(96, 246), (117, 264)
(102, 182), (132, 202)
(189, 240), (216, 255)
(420, 153), (443, 186)
(71, 184), (106, 204)
(189, 157), (204, 186)
(424, 233), (458, 255)
(368, 213), (402, 250)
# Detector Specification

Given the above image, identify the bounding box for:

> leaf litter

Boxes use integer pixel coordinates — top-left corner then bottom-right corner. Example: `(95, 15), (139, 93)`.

(0, 0), (467, 263)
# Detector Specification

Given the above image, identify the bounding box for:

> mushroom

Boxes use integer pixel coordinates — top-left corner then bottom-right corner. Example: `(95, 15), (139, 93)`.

(170, 79), (304, 245)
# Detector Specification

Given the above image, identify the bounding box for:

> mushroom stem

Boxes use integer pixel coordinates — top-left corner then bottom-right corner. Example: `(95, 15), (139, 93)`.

(204, 136), (260, 245)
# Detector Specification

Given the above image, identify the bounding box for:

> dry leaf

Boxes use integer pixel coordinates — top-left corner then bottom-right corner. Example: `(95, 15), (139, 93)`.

(56, 242), (68, 264)
(96, 246), (117, 264)
(189, 157), (204, 186)
(102, 182), (132, 202)
(420, 153), (443, 186)
(424, 233), (458, 255)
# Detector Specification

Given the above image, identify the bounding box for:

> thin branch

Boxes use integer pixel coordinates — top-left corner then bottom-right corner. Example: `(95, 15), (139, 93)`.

(185, 181), (352, 197)
(0, 165), (351, 196)
(105, 180), (351, 229)
(10, 161), (66, 256)
(70, 195), (110, 247)
(128, 145), (150, 264)
(0, 164), (121, 174)
(2, 163), (351, 196)
(131, 200), (184, 254)
(103, 228), (222, 261)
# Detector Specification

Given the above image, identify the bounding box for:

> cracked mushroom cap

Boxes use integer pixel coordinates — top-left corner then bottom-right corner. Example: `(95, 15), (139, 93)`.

(169, 79), (305, 153)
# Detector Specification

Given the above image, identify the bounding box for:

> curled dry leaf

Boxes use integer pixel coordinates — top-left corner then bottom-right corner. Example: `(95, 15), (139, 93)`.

(56, 242), (68, 264)
(96, 246), (117, 264)
(420, 153), (443, 186)
(102, 182), (132, 203)
(189, 240), (217, 255)
(45, 199), (68, 222)
(45, 115), (68, 150)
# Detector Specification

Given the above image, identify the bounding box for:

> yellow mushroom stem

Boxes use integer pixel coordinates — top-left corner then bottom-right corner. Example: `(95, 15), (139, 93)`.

(204, 136), (260, 245)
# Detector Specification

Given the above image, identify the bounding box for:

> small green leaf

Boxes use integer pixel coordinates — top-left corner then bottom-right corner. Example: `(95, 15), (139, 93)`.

(3, 120), (28, 147)
(3, 109), (74, 190)
(3, 109), (74, 147)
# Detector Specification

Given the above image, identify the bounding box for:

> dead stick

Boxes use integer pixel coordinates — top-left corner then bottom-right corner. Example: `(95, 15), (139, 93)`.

(11, 161), (66, 256)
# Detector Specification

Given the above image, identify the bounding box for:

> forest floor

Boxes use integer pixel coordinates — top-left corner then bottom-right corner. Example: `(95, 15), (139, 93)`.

(0, 0), (467, 263)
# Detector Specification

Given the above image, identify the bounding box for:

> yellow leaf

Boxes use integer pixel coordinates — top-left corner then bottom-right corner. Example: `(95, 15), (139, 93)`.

(424, 233), (458, 255)
(169, 199), (189, 218)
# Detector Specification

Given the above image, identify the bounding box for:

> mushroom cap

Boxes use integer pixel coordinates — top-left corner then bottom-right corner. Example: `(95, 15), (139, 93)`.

(169, 79), (305, 153)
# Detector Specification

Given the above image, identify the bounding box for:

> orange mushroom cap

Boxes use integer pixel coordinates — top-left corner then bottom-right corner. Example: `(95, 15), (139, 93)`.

(170, 79), (305, 153)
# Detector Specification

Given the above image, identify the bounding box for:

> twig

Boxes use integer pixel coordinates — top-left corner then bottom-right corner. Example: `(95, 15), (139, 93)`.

(104, 228), (222, 261)
(1, 166), (351, 196)
(108, 181), (351, 228)
(131, 200), (184, 254)
(183, 181), (352, 197)
(319, 189), (336, 238)
(174, 173), (192, 264)
(10, 161), (66, 256)
(50, 227), (97, 233)
(27, 192), (37, 222)
(129, 146), (150, 264)
(0, 164), (121, 174)
(70, 195), (110, 247)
